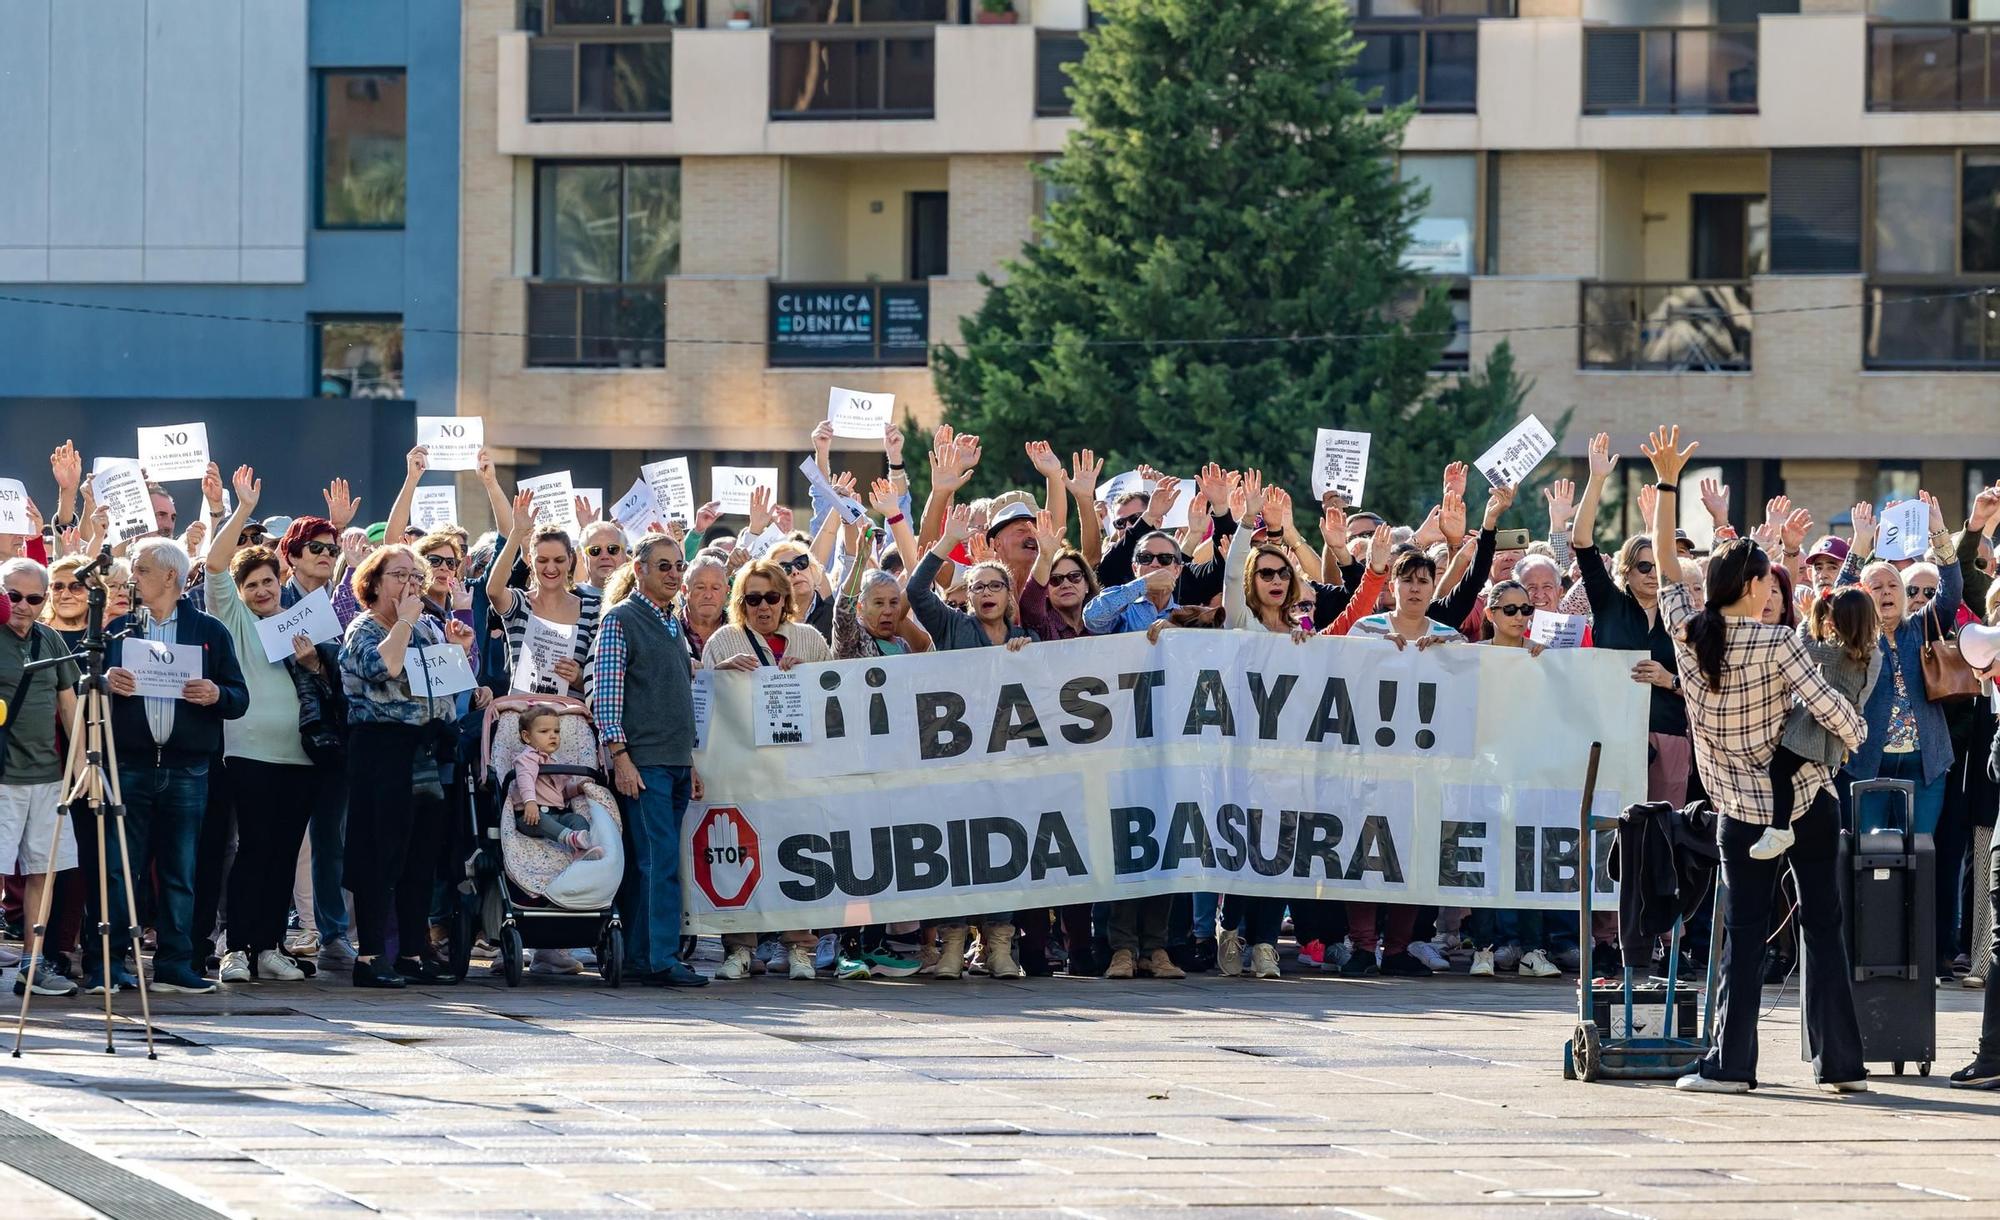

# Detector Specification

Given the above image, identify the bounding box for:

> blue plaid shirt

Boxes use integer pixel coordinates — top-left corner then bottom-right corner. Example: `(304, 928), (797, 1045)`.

(589, 592), (681, 747)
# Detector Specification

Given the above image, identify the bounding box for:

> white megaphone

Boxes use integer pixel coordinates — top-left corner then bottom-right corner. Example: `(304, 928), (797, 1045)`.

(1961, 621), (2000, 672)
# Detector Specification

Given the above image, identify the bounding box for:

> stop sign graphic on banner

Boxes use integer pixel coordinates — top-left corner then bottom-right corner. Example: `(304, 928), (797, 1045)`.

(692, 806), (761, 909)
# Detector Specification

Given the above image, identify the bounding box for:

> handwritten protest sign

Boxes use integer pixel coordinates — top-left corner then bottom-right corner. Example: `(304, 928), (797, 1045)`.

(518, 471), (579, 535)
(121, 639), (201, 699)
(826, 387), (895, 440)
(417, 416), (483, 471)
(1529, 610), (1587, 650)
(1311, 429), (1371, 504)
(92, 459), (156, 543)
(1876, 499), (1929, 561)
(136, 423), (210, 483)
(411, 486), (458, 533)
(712, 467), (779, 517)
(511, 615), (577, 696)
(410, 644), (477, 697)
(252, 586), (341, 664)
(610, 477), (657, 536)
(640, 457), (696, 525)
(1474, 415), (1556, 488)
(0, 479), (32, 534)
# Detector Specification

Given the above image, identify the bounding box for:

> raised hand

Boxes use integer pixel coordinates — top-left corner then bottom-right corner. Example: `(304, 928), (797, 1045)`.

(1185, 490), (1208, 523)
(201, 462), (226, 514)
(1699, 476), (1730, 526)
(1026, 440), (1064, 479)
(1322, 505), (1348, 547)
(1438, 488), (1468, 544)
(1366, 523), (1394, 573)
(1410, 505), (1445, 550)
(1146, 476), (1183, 526)
(1196, 462), (1231, 511)
(1265, 486), (1294, 536)
(1639, 424), (1698, 483)
(746, 484), (775, 536)
(1033, 508), (1063, 556)
(830, 471), (857, 503)
(406, 444), (430, 479)
(1637, 482), (1659, 530)
(50, 440), (81, 494)
(884, 426), (905, 467)
(1849, 500), (1876, 554)
(476, 446), (498, 485)
(1782, 506), (1813, 553)
(773, 504), (795, 535)
(694, 501), (722, 534)
(868, 478), (901, 517)
(1240, 469), (1267, 522)
(1543, 477), (1575, 534)
(1971, 482), (2000, 533)
(323, 477), (360, 531)
(510, 487), (536, 534)
(1763, 493), (1791, 532)
(1442, 461), (1469, 499)
(931, 439), (974, 494)
(231, 465), (261, 512)
(1069, 448), (1103, 495)
(1483, 482), (1517, 529)
(1587, 431), (1619, 478)
(573, 494), (597, 526)
(811, 419), (835, 464)
(939, 502), (974, 546)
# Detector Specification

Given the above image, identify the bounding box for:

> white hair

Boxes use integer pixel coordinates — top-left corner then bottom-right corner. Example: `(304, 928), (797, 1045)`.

(580, 520), (625, 549)
(1513, 553), (1560, 583)
(129, 537), (191, 588)
(1903, 561), (1941, 586)
(0, 557), (49, 588)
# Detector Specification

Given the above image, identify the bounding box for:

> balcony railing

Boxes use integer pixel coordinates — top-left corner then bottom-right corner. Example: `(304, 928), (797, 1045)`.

(1864, 283), (2000, 370)
(769, 27), (936, 119)
(1583, 26), (1758, 115)
(526, 282), (666, 368)
(528, 38), (673, 120)
(1868, 23), (2000, 112)
(769, 282), (929, 367)
(535, 0), (693, 32)
(1352, 25), (1478, 112)
(1036, 31), (1085, 117)
(1580, 282), (1752, 372)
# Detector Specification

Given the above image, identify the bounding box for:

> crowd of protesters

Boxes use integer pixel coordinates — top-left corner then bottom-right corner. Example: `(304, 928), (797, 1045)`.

(2, 420), (1999, 1093)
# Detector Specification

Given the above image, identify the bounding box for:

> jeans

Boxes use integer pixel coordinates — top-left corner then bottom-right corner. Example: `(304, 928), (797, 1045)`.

(307, 763), (348, 943)
(1700, 794), (1865, 1087)
(620, 764), (692, 976)
(87, 759), (209, 976)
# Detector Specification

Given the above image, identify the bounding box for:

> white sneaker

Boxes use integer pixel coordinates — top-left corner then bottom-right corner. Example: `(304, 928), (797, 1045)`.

(217, 950), (251, 983)
(530, 948), (584, 975)
(283, 928), (320, 958)
(714, 947), (752, 980)
(1518, 949), (1561, 978)
(1409, 941), (1451, 972)
(1218, 928), (1244, 977)
(1818, 1078), (1869, 1094)
(1675, 1072), (1750, 1094)
(1469, 947), (1496, 977)
(1748, 826), (1796, 860)
(813, 932), (840, 971)
(787, 945), (816, 980)
(256, 950), (305, 981)
(1249, 943), (1280, 979)
(0, 944), (23, 968)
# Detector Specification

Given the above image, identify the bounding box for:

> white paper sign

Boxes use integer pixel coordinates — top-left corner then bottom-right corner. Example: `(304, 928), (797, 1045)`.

(1311, 429), (1371, 504)
(713, 467), (779, 518)
(574, 488), (603, 522)
(797, 457), (865, 525)
(1528, 610), (1587, 650)
(826, 386), (895, 440)
(135, 423), (210, 483)
(417, 415), (484, 472)
(1157, 476), (1195, 530)
(752, 668), (811, 747)
(411, 486), (458, 533)
(1404, 217), (1473, 275)
(1876, 500), (1929, 562)
(640, 457), (696, 526)
(691, 669), (713, 752)
(1096, 470), (1150, 508)
(1474, 415), (1557, 488)
(610, 477), (658, 536)
(92, 459), (156, 543)
(410, 643), (477, 697)
(511, 615), (577, 696)
(0, 479), (32, 534)
(120, 638), (201, 699)
(518, 471), (579, 536)
(252, 586), (341, 664)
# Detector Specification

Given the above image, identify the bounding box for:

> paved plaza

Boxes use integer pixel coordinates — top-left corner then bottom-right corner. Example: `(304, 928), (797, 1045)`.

(1, 959), (1997, 1219)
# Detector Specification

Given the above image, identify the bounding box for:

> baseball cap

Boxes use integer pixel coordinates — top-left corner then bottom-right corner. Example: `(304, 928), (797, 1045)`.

(1806, 535), (1850, 564)
(365, 521), (388, 544)
(985, 501), (1037, 539)
(1673, 529), (1696, 553)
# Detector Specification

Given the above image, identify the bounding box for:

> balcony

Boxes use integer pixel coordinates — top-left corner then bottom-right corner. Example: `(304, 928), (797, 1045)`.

(526, 282), (666, 368)
(1353, 24), (1479, 112)
(1868, 23), (2000, 112)
(1036, 30), (1085, 117)
(770, 26), (937, 119)
(769, 282), (929, 367)
(1580, 282), (1752, 372)
(1864, 283), (2000, 370)
(1582, 26), (1758, 115)
(528, 38), (673, 120)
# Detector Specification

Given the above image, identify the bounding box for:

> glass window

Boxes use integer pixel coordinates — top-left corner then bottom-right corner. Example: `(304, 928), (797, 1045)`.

(1401, 154), (1478, 274)
(318, 72), (406, 229)
(1876, 462), (1923, 509)
(1873, 151), (1954, 273)
(535, 161), (681, 282)
(1963, 153), (2000, 273)
(316, 319), (404, 398)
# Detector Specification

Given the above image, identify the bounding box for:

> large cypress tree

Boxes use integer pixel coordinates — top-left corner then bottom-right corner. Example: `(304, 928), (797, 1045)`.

(930, 0), (1542, 528)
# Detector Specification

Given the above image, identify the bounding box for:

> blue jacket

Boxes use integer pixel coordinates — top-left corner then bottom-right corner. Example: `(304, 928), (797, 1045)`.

(1841, 552), (1962, 786)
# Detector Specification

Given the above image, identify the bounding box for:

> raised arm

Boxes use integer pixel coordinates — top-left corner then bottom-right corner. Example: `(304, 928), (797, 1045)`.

(1433, 484), (1510, 627)
(1570, 432), (1619, 550)
(868, 478), (920, 574)
(1069, 449), (1104, 567)
(205, 465), (262, 576)
(1263, 486), (1320, 582)
(919, 431), (978, 551)
(1641, 425), (1699, 591)
(385, 444), (429, 544)
(474, 448), (510, 531)
(487, 489), (534, 617)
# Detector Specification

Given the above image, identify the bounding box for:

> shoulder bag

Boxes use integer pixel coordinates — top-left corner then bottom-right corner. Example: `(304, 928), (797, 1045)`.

(1922, 610), (1982, 704)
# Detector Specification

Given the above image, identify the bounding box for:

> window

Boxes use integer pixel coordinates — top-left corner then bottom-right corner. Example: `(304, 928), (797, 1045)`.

(318, 72), (406, 229)
(1870, 148), (2000, 274)
(770, 0), (953, 21)
(1876, 461), (1923, 509)
(534, 161), (681, 282)
(1769, 149), (1861, 273)
(547, 0), (688, 26)
(1400, 154), (1478, 275)
(315, 318), (404, 398)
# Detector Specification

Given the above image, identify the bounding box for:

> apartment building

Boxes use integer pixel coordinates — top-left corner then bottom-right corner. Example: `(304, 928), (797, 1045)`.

(0, 0), (460, 507)
(459, 0), (2000, 535)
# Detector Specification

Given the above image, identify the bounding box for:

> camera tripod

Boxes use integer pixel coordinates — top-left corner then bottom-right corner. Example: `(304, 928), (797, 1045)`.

(11, 547), (157, 1058)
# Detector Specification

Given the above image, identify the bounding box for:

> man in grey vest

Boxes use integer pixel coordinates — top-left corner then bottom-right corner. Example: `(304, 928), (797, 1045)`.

(589, 532), (708, 987)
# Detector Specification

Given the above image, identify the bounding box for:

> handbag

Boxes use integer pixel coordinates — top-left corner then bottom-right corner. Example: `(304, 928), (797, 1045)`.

(1921, 609), (1982, 704)
(0, 629), (44, 782)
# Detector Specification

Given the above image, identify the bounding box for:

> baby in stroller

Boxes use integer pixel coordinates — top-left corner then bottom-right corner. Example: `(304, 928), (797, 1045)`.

(513, 706), (603, 861)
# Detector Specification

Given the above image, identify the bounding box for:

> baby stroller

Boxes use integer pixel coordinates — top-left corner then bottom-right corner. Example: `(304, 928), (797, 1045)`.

(462, 694), (627, 987)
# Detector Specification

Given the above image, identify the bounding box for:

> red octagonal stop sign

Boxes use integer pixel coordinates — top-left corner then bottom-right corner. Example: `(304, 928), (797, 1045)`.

(691, 805), (761, 910)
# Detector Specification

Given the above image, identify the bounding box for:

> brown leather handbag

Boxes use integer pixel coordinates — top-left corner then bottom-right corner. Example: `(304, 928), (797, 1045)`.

(1921, 610), (1982, 703)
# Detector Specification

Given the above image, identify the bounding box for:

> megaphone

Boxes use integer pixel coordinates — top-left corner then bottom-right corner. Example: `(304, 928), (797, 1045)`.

(1961, 621), (2000, 672)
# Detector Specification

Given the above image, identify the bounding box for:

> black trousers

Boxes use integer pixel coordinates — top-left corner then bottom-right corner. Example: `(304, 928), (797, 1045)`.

(344, 723), (441, 962)
(223, 758), (318, 954)
(1978, 833), (2000, 1063)
(1699, 793), (1866, 1087)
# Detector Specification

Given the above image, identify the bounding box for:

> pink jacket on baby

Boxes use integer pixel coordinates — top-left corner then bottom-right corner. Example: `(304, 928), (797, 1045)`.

(513, 747), (585, 812)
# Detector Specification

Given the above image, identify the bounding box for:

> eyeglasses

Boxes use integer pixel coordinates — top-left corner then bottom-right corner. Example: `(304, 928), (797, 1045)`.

(1135, 552), (1182, 568)
(5, 590), (46, 607)
(1113, 513), (1144, 533)
(380, 569), (418, 582)
(50, 581), (86, 595)
(1049, 569), (1088, 587)
(1254, 567), (1292, 582)
(776, 554), (812, 574)
(302, 540), (340, 557)
(741, 591), (785, 608)
(1906, 585), (1938, 600)
(586, 544), (625, 558)
(1631, 560), (1657, 575)
(1492, 603), (1534, 618)
(653, 559), (688, 574)
(425, 554), (461, 570)
(969, 580), (1010, 595)
(237, 531), (265, 546)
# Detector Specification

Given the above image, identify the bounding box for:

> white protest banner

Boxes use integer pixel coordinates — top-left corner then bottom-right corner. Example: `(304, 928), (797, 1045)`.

(411, 486), (458, 533)
(1311, 429), (1371, 504)
(712, 466), (779, 517)
(797, 456), (865, 525)
(252, 586), (340, 664)
(826, 386), (895, 440)
(410, 644), (478, 697)
(691, 669), (713, 752)
(0, 479), (32, 534)
(1876, 499), (1929, 562)
(1474, 415), (1557, 488)
(416, 415), (484, 471)
(120, 638), (201, 699)
(518, 471), (579, 536)
(92, 459), (156, 543)
(640, 457), (696, 525)
(135, 423), (210, 483)
(681, 632), (1647, 932)
(1529, 610), (1587, 650)
(752, 668), (811, 747)
(610, 477), (657, 536)
(510, 615), (577, 696)
(574, 488), (603, 523)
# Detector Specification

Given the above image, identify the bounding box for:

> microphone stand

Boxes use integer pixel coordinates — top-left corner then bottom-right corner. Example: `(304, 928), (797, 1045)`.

(11, 545), (159, 1058)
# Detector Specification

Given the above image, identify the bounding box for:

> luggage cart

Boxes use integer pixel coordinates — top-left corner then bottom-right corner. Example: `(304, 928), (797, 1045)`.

(1563, 741), (1728, 1082)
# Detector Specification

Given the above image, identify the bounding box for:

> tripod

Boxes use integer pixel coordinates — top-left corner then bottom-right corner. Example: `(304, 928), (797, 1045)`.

(11, 548), (158, 1058)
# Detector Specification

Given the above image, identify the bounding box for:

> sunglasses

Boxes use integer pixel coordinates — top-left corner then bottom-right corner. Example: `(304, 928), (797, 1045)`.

(425, 554), (461, 570)
(776, 555), (812, 574)
(50, 580), (87, 595)
(653, 558), (689, 573)
(741, 591), (785, 608)
(5, 590), (46, 607)
(1631, 560), (1657, 575)
(302, 540), (340, 557)
(969, 580), (1010, 596)
(586, 544), (625, 558)
(1492, 603), (1534, 618)
(1049, 569), (1088, 587)
(1113, 513), (1144, 533)
(1254, 566), (1292, 582)
(1135, 552), (1182, 568)
(1906, 585), (1938, 599)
